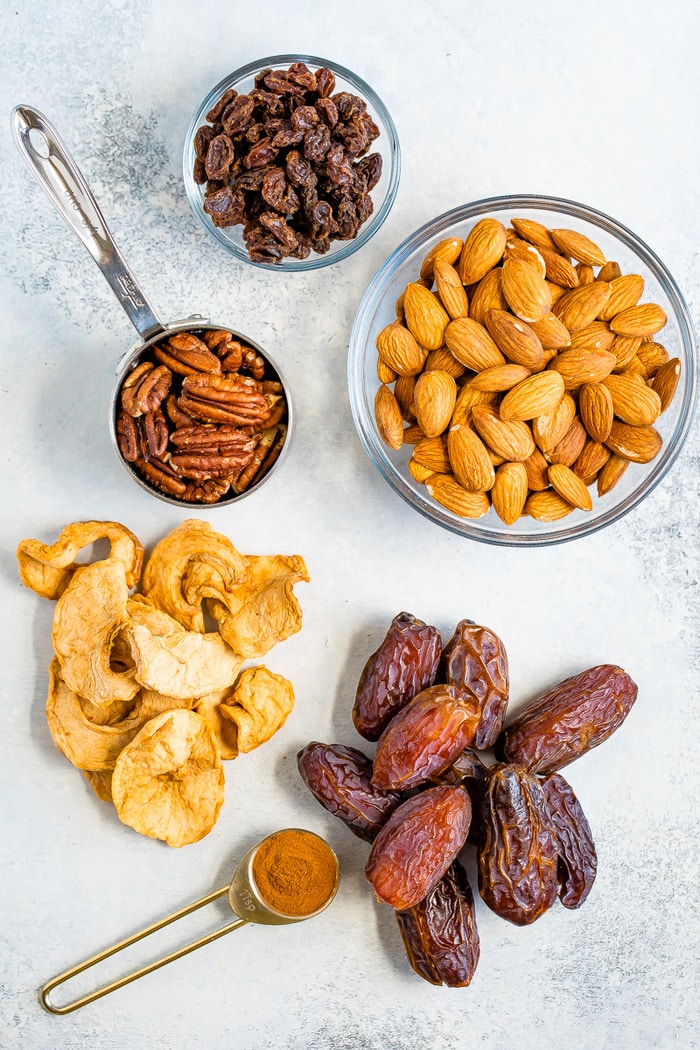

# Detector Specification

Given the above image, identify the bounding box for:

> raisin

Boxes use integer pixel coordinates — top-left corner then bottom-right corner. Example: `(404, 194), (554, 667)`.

(314, 67), (336, 97)
(396, 860), (480, 987)
(315, 96), (339, 127)
(303, 124), (331, 163)
(285, 149), (314, 187)
(204, 135), (235, 181)
(366, 785), (472, 910)
(202, 185), (246, 227)
(297, 741), (402, 841)
(371, 684), (481, 791)
(221, 95), (255, 136)
(355, 152), (382, 191)
(352, 612), (442, 741)
(291, 105), (319, 132)
(325, 143), (355, 187)
(243, 138), (279, 170)
(261, 167), (289, 210)
(194, 124), (215, 160)
(205, 88), (237, 123)
(441, 619), (509, 750)
(478, 763), (558, 926)
(540, 772), (597, 908)
(333, 91), (367, 121)
(495, 664), (638, 774)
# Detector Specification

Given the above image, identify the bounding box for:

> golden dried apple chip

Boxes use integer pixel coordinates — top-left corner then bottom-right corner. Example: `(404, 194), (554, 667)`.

(111, 709), (224, 848)
(17, 520), (143, 600)
(210, 554), (309, 659)
(219, 666), (295, 753)
(193, 689), (239, 760)
(83, 768), (113, 802)
(45, 659), (147, 771)
(140, 519), (249, 632)
(123, 597), (242, 699)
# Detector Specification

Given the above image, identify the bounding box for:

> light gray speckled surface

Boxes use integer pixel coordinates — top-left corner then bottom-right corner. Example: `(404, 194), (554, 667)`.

(1, 1), (699, 1047)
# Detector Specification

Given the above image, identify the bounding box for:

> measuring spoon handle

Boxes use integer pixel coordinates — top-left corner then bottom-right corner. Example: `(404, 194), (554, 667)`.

(11, 105), (164, 341)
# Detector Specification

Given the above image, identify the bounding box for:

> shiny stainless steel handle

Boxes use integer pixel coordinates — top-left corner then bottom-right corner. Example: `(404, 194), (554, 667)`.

(11, 105), (164, 341)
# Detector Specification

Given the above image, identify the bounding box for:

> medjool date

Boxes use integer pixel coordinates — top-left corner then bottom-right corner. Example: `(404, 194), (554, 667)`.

(441, 618), (509, 749)
(540, 771), (597, 908)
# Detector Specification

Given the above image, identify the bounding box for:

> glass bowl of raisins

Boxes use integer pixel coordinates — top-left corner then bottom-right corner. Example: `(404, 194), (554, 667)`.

(348, 195), (697, 545)
(183, 55), (400, 270)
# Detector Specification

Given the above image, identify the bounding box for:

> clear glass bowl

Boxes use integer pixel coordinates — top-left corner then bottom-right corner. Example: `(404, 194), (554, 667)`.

(183, 55), (400, 271)
(348, 195), (698, 546)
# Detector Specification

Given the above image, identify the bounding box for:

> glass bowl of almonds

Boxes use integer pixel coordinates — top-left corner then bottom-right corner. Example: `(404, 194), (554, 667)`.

(183, 55), (400, 270)
(348, 195), (697, 545)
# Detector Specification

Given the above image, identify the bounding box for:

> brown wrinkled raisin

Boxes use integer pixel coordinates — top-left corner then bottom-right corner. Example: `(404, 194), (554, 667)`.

(540, 772), (597, 908)
(221, 95), (255, 135)
(396, 860), (480, 987)
(352, 612), (442, 741)
(478, 763), (558, 926)
(314, 67), (336, 97)
(205, 88), (237, 123)
(297, 741), (402, 841)
(244, 137), (279, 169)
(495, 664), (638, 774)
(366, 785), (472, 910)
(205, 135), (235, 181)
(355, 152), (382, 190)
(441, 619), (509, 750)
(371, 684), (481, 791)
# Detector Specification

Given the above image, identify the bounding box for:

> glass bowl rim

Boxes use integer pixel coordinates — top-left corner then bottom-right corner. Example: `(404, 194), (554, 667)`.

(348, 192), (698, 547)
(182, 53), (402, 272)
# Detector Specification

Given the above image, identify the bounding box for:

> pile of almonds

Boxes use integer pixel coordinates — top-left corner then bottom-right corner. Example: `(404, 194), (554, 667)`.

(373, 217), (681, 523)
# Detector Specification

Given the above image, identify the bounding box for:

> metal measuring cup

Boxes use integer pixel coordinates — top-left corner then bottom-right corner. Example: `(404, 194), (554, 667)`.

(11, 105), (293, 506)
(41, 828), (340, 1014)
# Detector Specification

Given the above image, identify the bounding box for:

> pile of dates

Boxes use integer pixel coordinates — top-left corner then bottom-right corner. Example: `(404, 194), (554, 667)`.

(298, 613), (637, 987)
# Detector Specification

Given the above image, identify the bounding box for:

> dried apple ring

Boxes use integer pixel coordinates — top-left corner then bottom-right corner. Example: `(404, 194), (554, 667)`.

(219, 666), (294, 753)
(17, 520), (143, 600)
(111, 709), (224, 848)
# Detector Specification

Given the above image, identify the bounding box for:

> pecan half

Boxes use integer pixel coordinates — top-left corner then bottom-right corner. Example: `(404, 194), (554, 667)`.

(178, 373), (270, 426)
(121, 362), (172, 417)
(154, 333), (222, 376)
(233, 424), (286, 492)
(135, 456), (188, 497)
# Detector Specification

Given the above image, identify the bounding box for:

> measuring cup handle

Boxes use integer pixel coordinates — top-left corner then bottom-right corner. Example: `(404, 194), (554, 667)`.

(11, 105), (164, 342)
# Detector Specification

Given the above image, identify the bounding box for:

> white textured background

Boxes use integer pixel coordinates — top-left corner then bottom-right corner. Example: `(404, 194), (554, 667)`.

(1, 1), (699, 1047)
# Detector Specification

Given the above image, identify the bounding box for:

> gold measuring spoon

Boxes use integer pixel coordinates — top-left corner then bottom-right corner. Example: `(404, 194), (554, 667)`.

(41, 828), (340, 1015)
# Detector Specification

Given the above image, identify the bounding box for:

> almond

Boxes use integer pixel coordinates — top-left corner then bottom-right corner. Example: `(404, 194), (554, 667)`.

(412, 370), (458, 437)
(510, 217), (558, 252)
(407, 457), (435, 483)
(484, 309), (545, 370)
(532, 394), (577, 454)
(412, 435), (450, 472)
(504, 238), (546, 277)
(597, 260), (622, 282)
(469, 267), (508, 325)
(451, 383), (499, 426)
(499, 370), (565, 421)
(606, 420), (662, 463)
(403, 283), (451, 350)
(402, 423), (426, 444)
(525, 490), (575, 521)
(579, 382), (614, 443)
(575, 263), (595, 285)
(573, 439), (611, 484)
(603, 373), (662, 426)
(425, 474), (491, 518)
(376, 356), (397, 383)
(651, 357), (681, 412)
(547, 418), (587, 467)
(491, 461), (529, 524)
(539, 248), (580, 289)
(553, 281), (612, 332)
(393, 374), (416, 421)
(548, 348), (617, 388)
(548, 462), (593, 511)
(523, 447), (550, 491)
(376, 320), (426, 376)
(569, 321), (615, 354)
(433, 259), (470, 320)
(447, 424), (496, 491)
(597, 274), (645, 321)
(458, 218), (508, 285)
(550, 228), (606, 266)
(467, 363), (532, 392)
(610, 334), (642, 370)
(609, 303), (667, 338)
(419, 236), (464, 279)
(597, 452), (630, 495)
(471, 404), (536, 462)
(374, 385), (404, 450)
(445, 317), (505, 372)
(636, 341), (669, 377)
(501, 257), (552, 323)
(529, 312), (572, 350)
(424, 346), (466, 379)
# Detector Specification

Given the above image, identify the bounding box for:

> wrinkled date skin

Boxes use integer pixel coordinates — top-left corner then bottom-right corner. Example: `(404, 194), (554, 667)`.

(540, 772), (597, 908)
(495, 664), (638, 774)
(396, 860), (480, 987)
(366, 785), (472, 910)
(353, 613), (442, 741)
(441, 619), (509, 750)
(371, 685), (481, 791)
(431, 748), (489, 847)
(478, 763), (558, 926)
(297, 741), (402, 841)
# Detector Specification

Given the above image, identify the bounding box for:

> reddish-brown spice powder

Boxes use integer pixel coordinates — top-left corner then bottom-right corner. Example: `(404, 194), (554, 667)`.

(252, 829), (338, 916)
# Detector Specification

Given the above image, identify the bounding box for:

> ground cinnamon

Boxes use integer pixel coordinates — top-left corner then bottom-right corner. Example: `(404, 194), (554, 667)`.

(252, 829), (338, 916)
